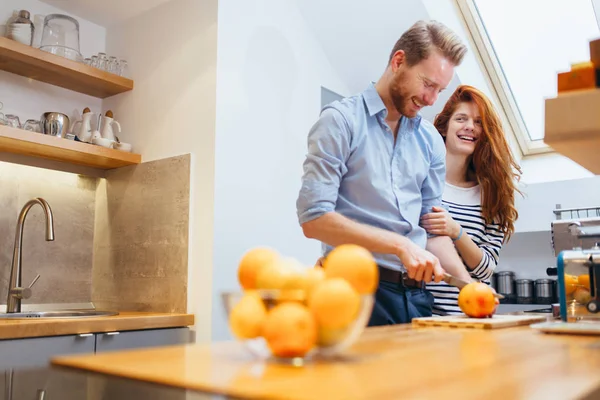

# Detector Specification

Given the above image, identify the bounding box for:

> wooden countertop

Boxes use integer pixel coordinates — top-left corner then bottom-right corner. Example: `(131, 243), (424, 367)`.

(0, 312), (194, 340)
(51, 323), (600, 400)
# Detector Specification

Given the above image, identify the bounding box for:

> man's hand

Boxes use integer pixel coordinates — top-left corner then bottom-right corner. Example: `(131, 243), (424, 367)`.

(420, 206), (462, 239)
(397, 239), (444, 283)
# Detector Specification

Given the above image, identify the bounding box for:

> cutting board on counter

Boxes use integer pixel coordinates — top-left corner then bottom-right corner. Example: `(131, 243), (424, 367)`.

(412, 314), (547, 329)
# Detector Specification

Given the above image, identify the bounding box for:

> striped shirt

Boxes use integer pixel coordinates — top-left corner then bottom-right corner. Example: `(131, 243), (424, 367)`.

(425, 183), (505, 315)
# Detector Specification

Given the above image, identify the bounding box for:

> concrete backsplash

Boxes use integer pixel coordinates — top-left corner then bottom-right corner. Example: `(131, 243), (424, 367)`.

(92, 154), (190, 313)
(0, 154), (190, 312)
(0, 163), (97, 305)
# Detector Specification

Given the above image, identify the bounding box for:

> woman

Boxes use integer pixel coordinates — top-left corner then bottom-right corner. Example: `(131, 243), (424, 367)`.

(420, 85), (522, 315)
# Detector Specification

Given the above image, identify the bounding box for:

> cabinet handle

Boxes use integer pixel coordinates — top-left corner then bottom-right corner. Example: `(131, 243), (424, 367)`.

(105, 331), (120, 336)
(5, 369), (13, 400)
(36, 389), (45, 400)
(78, 333), (93, 338)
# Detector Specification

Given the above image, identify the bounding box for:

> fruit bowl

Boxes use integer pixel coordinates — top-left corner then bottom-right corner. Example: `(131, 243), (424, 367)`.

(221, 289), (375, 363)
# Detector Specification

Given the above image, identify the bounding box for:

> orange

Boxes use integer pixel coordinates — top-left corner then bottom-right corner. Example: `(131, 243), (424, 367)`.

(322, 244), (378, 294)
(237, 247), (279, 290)
(458, 282), (497, 318)
(308, 278), (361, 330)
(262, 302), (317, 358)
(302, 267), (326, 297)
(229, 292), (267, 339)
(565, 274), (578, 295)
(574, 287), (592, 305)
(578, 274), (591, 290)
(255, 257), (304, 290)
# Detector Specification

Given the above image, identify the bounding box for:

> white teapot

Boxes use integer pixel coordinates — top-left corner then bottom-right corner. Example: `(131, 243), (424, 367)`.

(100, 110), (121, 141)
(71, 107), (95, 143)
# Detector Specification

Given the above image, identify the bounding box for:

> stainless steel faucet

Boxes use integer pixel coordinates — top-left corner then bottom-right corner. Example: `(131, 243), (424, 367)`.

(6, 198), (54, 313)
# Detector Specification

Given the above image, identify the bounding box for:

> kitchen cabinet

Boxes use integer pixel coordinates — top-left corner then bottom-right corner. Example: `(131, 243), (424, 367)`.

(0, 327), (192, 400)
(0, 335), (94, 400)
(0, 334), (95, 370)
(5, 367), (88, 400)
(95, 327), (192, 353)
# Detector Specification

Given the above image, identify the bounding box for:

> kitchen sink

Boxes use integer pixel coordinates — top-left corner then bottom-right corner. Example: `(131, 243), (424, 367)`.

(0, 310), (119, 319)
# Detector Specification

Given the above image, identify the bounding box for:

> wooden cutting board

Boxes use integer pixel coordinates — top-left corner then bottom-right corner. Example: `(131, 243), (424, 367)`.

(412, 314), (547, 329)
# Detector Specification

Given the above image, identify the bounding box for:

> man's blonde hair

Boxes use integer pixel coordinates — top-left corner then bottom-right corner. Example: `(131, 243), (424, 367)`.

(389, 20), (467, 67)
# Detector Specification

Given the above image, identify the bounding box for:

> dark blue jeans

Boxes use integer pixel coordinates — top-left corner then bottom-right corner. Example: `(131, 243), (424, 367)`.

(368, 280), (435, 326)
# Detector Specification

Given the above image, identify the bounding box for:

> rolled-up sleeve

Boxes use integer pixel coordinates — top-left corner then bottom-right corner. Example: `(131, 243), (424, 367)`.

(296, 107), (351, 225)
(420, 140), (446, 217)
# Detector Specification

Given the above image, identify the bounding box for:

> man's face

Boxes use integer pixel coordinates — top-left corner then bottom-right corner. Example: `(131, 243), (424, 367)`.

(389, 50), (455, 118)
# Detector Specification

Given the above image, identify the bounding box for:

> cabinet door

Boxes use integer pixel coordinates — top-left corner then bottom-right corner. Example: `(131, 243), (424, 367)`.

(0, 335), (95, 400)
(95, 327), (191, 353)
(9, 367), (89, 400)
(0, 334), (95, 370)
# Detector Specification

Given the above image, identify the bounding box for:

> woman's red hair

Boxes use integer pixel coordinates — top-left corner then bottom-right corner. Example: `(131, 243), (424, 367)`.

(434, 85), (522, 241)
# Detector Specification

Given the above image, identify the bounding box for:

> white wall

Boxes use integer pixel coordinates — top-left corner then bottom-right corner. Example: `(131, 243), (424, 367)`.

(514, 176), (600, 233)
(212, 0), (361, 341)
(497, 231), (556, 279)
(519, 153), (594, 183)
(103, 0), (218, 342)
(0, 0), (106, 130)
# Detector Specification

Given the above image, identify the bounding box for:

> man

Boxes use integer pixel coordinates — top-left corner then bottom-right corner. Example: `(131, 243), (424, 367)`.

(296, 20), (473, 325)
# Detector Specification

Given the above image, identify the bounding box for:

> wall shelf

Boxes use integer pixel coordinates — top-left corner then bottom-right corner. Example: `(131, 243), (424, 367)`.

(0, 37), (133, 98)
(0, 125), (141, 169)
(544, 89), (600, 174)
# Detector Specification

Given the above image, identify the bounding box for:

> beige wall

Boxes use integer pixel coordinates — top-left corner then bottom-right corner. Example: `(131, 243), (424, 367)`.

(0, 162), (97, 306)
(104, 0), (218, 341)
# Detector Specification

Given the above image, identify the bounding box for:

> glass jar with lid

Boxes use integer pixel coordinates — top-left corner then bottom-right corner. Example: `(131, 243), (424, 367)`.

(7, 10), (34, 46)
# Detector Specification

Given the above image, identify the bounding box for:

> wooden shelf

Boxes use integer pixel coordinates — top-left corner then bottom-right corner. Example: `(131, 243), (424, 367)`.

(0, 125), (141, 169)
(544, 89), (600, 174)
(0, 37), (133, 98)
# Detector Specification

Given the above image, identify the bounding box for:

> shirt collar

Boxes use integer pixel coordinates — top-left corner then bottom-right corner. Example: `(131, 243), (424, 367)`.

(363, 82), (423, 129)
(363, 83), (387, 117)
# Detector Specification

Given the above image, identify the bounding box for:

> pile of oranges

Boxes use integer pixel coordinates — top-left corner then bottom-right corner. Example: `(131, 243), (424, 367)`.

(228, 244), (378, 358)
(564, 273), (591, 305)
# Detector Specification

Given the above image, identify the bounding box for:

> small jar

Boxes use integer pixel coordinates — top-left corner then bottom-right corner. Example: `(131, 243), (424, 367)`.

(7, 10), (34, 46)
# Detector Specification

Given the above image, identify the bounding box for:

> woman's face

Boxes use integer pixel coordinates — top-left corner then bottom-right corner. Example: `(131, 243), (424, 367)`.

(444, 101), (482, 156)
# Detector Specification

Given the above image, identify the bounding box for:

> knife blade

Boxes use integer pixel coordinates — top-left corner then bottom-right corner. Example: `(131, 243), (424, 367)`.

(442, 273), (505, 300)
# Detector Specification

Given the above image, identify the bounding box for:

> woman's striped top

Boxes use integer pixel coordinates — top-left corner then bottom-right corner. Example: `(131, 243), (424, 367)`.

(425, 183), (505, 315)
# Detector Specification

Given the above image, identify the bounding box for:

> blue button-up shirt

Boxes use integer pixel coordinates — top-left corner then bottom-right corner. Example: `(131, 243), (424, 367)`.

(296, 83), (446, 271)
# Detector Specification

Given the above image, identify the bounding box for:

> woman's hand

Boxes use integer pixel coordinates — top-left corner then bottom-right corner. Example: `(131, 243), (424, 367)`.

(420, 206), (462, 239)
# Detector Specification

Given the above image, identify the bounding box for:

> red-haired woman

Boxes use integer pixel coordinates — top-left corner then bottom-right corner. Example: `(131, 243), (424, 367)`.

(420, 85), (522, 315)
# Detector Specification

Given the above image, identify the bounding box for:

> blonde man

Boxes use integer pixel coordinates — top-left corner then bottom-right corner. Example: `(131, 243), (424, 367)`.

(297, 20), (469, 325)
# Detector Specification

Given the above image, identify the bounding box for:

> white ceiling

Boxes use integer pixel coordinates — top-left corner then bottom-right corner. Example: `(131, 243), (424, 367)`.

(40, 0), (174, 27)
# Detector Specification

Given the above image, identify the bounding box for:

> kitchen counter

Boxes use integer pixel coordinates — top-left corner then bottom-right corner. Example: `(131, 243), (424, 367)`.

(0, 311), (194, 340)
(51, 323), (600, 400)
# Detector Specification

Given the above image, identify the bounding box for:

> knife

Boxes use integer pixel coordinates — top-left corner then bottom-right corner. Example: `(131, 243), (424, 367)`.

(442, 273), (505, 300)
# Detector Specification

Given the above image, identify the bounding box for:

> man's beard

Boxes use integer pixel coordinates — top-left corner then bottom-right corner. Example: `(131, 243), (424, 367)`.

(389, 72), (417, 118)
